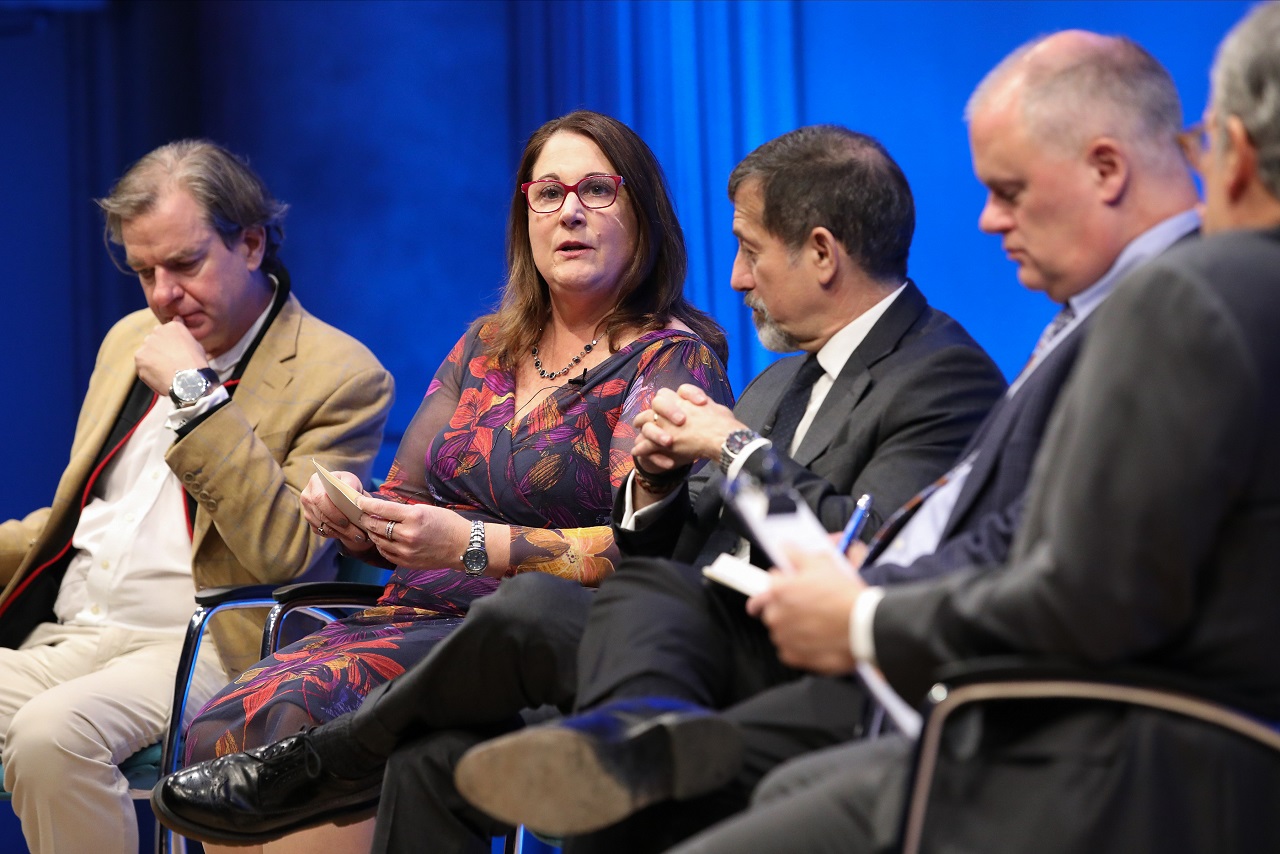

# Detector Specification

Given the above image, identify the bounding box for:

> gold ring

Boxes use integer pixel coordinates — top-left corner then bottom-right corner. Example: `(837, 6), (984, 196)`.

(386, 520), (396, 541)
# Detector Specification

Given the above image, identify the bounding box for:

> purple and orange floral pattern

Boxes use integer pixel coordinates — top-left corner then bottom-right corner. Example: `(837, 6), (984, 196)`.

(183, 322), (732, 761)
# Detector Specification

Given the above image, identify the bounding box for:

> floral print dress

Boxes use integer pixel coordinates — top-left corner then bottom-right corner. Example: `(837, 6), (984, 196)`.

(183, 321), (732, 761)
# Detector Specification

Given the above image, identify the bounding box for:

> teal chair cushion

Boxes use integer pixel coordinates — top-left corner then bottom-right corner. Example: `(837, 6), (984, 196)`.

(122, 742), (164, 791)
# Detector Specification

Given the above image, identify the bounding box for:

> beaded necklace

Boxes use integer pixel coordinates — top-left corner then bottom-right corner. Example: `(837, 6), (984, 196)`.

(531, 333), (599, 380)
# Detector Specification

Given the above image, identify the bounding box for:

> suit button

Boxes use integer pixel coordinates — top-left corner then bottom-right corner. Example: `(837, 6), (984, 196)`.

(198, 491), (211, 501)
(182, 472), (196, 484)
(204, 500), (218, 512)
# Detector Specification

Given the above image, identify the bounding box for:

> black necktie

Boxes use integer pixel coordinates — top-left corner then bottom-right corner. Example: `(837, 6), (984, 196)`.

(767, 355), (826, 454)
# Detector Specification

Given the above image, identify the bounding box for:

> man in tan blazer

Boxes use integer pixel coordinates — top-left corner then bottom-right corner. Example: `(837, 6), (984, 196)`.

(0, 140), (393, 854)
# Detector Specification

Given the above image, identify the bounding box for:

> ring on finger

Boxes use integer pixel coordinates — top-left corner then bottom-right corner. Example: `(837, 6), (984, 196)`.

(386, 520), (397, 541)
(318, 522), (327, 537)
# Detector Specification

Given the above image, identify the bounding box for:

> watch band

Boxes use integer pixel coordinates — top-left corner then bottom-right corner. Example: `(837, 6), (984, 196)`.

(461, 519), (488, 577)
(719, 428), (763, 473)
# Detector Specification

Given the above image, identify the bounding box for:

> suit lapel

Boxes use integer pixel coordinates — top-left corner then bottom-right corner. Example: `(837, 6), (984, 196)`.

(939, 394), (1017, 540)
(190, 293), (301, 551)
(231, 294), (301, 432)
(940, 319), (1086, 539)
(792, 370), (870, 467)
(69, 316), (160, 487)
(73, 371), (146, 488)
(792, 282), (929, 466)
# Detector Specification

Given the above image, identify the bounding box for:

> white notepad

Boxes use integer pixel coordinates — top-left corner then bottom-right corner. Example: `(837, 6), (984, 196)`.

(312, 459), (365, 526)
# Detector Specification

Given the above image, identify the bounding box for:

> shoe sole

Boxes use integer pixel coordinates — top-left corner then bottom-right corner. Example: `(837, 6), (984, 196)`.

(455, 712), (741, 838)
(150, 782), (379, 846)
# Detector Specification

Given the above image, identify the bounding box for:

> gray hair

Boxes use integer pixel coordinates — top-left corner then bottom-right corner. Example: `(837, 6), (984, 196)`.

(966, 33), (1184, 174)
(1211, 1), (1280, 198)
(97, 139), (288, 263)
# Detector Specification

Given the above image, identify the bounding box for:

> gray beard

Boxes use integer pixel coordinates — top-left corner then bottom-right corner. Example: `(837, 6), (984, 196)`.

(747, 298), (801, 353)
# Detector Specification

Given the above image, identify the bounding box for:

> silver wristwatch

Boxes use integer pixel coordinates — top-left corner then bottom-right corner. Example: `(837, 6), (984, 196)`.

(719, 428), (762, 473)
(460, 520), (488, 577)
(169, 367), (221, 408)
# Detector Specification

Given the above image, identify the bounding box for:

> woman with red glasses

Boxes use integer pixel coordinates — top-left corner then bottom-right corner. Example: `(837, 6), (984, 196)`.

(179, 110), (732, 853)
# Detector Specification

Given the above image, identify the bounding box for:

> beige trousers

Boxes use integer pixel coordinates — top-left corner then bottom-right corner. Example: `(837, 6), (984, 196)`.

(0, 623), (227, 854)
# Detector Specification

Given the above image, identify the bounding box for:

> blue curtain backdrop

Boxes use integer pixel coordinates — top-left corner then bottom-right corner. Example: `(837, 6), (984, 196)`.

(0, 0), (1252, 528)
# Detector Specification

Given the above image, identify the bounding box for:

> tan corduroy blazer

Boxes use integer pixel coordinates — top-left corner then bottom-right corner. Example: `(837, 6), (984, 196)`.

(0, 292), (393, 675)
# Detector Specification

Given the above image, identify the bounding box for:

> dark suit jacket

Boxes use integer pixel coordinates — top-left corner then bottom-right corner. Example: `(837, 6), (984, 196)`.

(860, 318), (1088, 586)
(862, 225), (1201, 587)
(874, 227), (1280, 850)
(614, 281), (1007, 568)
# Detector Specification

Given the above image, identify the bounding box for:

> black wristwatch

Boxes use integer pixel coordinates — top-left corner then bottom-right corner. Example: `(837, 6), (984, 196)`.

(719, 428), (763, 473)
(461, 520), (488, 577)
(169, 367), (221, 408)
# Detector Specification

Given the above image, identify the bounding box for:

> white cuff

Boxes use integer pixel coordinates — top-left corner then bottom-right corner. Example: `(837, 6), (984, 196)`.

(165, 385), (230, 431)
(619, 469), (683, 530)
(850, 585), (886, 667)
(725, 437), (773, 480)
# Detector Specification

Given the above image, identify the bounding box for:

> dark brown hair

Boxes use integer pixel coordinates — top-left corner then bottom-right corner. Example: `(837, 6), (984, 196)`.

(728, 125), (914, 283)
(485, 110), (727, 367)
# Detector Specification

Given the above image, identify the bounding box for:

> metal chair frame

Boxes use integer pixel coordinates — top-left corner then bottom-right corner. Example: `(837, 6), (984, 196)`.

(156, 584), (278, 854)
(900, 660), (1280, 854)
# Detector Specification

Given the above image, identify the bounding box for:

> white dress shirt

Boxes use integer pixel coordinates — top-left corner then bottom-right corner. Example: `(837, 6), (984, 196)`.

(55, 288), (277, 632)
(621, 284), (907, 529)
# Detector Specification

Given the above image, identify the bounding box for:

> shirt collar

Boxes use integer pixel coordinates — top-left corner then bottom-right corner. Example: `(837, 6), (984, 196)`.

(814, 283), (907, 380)
(207, 276), (280, 380)
(1065, 209), (1200, 322)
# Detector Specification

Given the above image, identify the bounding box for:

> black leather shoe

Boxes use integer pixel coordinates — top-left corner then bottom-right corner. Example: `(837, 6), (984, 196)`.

(151, 731), (383, 845)
(455, 697), (743, 837)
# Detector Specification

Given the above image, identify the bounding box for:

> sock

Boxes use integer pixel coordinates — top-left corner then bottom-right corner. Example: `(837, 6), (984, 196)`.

(310, 714), (389, 779)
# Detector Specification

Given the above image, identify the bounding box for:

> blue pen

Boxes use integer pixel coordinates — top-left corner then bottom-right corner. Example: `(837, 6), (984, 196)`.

(837, 494), (874, 553)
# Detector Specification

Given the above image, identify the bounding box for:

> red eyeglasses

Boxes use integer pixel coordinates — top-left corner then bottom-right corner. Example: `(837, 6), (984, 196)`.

(520, 175), (625, 213)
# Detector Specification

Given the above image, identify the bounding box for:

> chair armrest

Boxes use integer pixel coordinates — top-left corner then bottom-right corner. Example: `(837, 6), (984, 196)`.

(901, 657), (1280, 854)
(930, 655), (1279, 725)
(161, 588), (282, 786)
(261, 582), (386, 659)
(272, 581), (386, 605)
(194, 584), (277, 608)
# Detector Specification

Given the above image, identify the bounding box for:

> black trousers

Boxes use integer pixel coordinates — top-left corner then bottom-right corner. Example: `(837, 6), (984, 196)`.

(374, 726), (517, 854)
(345, 572), (592, 854)
(361, 557), (868, 853)
(561, 556), (868, 854)
(351, 572), (591, 747)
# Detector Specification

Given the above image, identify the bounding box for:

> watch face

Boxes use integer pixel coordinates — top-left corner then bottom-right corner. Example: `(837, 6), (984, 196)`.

(462, 548), (488, 574)
(173, 369), (211, 402)
(724, 429), (758, 456)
